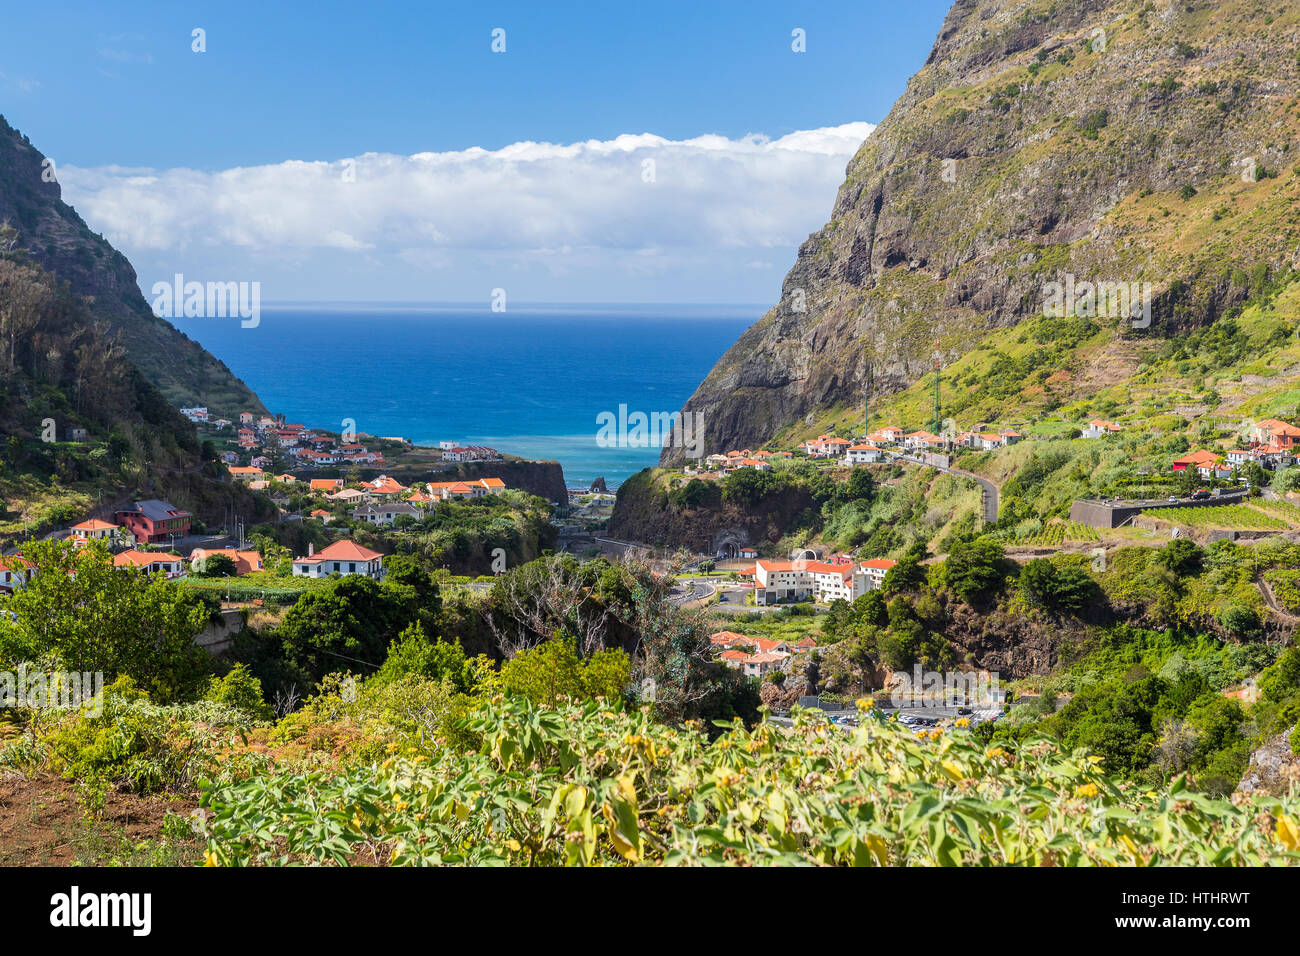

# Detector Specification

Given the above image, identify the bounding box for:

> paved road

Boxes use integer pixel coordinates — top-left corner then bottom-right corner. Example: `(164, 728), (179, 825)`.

(891, 453), (999, 523)
(669, 579), (717, 606)
(949, 466), (999, 523)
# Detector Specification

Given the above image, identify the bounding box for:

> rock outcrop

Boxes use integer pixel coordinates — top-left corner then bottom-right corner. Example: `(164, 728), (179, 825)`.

(0, 115), (267, 419)
(1237, 726), (1300, 797)
(664, 0), (1300, 461)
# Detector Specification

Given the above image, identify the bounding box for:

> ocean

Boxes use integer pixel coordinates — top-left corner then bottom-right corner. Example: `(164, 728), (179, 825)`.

(170, 303), (759, 488)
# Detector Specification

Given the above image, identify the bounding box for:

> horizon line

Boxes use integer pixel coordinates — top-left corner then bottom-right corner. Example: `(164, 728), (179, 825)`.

(250, 299), (771, 307)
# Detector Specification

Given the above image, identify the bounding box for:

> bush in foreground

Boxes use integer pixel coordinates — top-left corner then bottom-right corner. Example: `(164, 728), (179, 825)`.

(199, 697), (1300, 866)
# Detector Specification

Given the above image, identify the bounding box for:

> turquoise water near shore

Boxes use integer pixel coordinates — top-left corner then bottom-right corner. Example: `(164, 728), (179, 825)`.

(171, 303), (758, 488)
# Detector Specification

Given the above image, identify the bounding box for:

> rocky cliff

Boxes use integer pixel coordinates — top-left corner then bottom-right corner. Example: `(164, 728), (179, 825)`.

(664, 0), (1300, 462)
(384, 459), (569, 503)
(608, 470), (816, 552)
(0, 115), (267, 419)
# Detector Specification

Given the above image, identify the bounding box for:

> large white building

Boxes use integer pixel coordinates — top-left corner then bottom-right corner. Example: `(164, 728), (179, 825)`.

(753, 558), (898, 606)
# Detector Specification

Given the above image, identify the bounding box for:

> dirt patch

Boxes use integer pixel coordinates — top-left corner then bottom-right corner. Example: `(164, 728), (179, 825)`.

(0, 772), (201, 866)
(1074, 338), (1155, 393)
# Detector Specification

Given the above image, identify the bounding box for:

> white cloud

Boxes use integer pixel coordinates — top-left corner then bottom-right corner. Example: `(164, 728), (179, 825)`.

(59, 122), (874, 302)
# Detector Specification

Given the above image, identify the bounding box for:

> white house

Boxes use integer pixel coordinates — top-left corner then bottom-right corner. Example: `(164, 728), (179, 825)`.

(0, 556), (34, 594)
(844, 444), (882, 464)
(857, 558), (897, 590)
(292, 540), (386, 579)
(113, 549), (186, 579)
(1082, 419), (1122, 439)
(352, 502), (422, 527)
(753, 559), (893, 605)
(69, 518), (120, 545)
(903, 431), (945, 451)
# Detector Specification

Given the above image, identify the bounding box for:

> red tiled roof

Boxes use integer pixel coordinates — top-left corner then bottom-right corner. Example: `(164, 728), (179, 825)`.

(297, 540), (383, 563)
(71, 519), (117, 531)
(113, 549), (182, 568)
(861, 558), (898, 570)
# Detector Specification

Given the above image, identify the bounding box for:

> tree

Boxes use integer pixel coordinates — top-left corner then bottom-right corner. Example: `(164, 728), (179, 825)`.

(487, 555), (614, 657)
(204, 663), (274, 721)
(1019, 558), (1098, 612)
(721, 467), (775, 505)
(845, 468), (875, 502)
(276, 575), (418, 681)
(374, 621), (481, 694)
(1217, 604), (1260, 639)
(498, 636), (630, 707)
(197, 553), (238, 578)
(1019, 558), (1058, 607)
(940, 536), (1008, 604)
(1153, 538), (1203, 577)
(0, 540), (210, 700)
(882, 541), (928, 594)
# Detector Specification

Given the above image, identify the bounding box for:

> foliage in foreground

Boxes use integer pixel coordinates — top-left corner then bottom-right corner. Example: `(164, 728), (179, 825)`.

(199, 697), (1300, 866)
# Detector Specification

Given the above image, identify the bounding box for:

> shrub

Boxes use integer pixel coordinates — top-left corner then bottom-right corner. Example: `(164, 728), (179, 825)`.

(200, 696), (1300, 866)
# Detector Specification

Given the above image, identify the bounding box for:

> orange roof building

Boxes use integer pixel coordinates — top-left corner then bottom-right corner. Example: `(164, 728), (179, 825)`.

(292, 539), (385, 580)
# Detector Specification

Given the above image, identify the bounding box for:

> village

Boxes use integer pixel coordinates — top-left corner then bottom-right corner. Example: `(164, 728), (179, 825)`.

(7, 402), (1300, 694)
(0, 406), (523, 597)
(681, 415), (1296, 478)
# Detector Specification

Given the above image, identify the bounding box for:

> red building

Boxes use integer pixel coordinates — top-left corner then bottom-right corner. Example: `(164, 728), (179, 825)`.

(114, 499), (192, 543)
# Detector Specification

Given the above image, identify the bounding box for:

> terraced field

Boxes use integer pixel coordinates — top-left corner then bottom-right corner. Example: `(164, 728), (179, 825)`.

(1139, 504), (1291, 530)
(1012, 520), (1101, 546)
(1247, 499), (1300, 525)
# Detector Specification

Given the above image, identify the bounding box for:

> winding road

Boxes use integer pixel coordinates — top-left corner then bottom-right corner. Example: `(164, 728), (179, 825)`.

(891, 453), (999, 523)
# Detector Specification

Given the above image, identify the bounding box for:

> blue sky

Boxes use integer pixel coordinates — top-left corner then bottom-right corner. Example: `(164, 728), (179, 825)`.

(1, 0), (954, 302)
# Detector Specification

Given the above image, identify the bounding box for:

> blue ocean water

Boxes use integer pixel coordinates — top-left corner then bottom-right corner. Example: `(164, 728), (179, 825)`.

(170, 303), (758, 488)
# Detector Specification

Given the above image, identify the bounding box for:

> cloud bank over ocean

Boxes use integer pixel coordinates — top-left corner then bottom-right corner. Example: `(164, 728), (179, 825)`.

(61, 123), (874, 303)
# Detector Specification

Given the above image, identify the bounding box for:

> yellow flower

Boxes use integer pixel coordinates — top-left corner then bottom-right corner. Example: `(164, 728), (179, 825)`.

(954, 717), (970, 728)
(1075, 783), (1100, 799)
(203, 849), (220, 867)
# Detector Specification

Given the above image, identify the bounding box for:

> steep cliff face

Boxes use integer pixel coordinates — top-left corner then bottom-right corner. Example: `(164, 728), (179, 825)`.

(390, 459), (569, 503)
(0, 115), (267, 419)
(608, 471), (816, 552)
(664, 0), (1300, 462)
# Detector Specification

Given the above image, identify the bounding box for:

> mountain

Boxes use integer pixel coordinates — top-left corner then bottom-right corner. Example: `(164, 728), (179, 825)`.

(0, 114), (267, 419)
(663, 0), (1300, 463)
